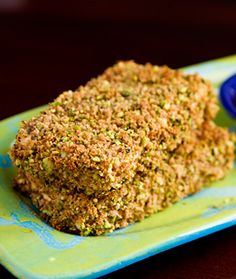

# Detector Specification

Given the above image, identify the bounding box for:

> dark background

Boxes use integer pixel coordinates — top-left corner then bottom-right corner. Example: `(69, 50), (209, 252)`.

(1, 0), (236, 120)
(1, 1), (236, 278)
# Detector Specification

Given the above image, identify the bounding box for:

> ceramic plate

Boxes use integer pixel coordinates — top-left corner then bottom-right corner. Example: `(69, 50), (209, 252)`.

(1, 55), (236, 279)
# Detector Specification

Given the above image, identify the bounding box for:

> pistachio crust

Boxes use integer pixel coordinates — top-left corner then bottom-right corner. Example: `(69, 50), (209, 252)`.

(11, 61), (235, 235)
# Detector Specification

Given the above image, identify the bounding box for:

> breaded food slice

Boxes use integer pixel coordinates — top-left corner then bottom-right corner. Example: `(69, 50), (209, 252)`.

(11, 61), (218, 195)
(10, 61), (235, 235)
(14, 121), (234, 236)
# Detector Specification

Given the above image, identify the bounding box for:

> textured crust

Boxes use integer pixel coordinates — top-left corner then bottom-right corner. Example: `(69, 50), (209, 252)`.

(10, 61), (235, 236)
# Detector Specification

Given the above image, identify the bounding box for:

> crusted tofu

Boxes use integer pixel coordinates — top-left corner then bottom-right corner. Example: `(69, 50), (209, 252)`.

(10, 61), (235, 236)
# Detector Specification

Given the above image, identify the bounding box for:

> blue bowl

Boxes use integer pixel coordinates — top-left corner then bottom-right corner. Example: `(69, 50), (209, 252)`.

(220, 74), (236, 119)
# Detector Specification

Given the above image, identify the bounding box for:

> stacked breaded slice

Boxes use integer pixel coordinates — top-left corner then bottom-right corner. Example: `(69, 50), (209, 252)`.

(10, 61), (235, 235)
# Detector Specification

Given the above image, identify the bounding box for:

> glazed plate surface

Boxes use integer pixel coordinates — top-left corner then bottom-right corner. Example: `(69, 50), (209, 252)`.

(0, 55), (236, 279)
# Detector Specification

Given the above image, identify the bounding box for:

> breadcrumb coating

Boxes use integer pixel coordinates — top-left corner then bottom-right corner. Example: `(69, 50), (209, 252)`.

(10, 61), (235, 236)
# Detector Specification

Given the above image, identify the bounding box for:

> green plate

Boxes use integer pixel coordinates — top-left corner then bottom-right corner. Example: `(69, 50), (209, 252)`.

(1, 55), (236, 279)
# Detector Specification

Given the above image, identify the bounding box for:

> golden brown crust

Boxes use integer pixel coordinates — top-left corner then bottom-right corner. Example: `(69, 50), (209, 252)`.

(10, 61), (235, 235)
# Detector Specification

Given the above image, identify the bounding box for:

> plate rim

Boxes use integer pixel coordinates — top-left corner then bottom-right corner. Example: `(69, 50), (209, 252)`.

(1, 54), (236, 279)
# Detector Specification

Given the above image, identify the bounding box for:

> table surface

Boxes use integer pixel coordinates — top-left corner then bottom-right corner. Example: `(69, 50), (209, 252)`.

(1, 1), (236, 278)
